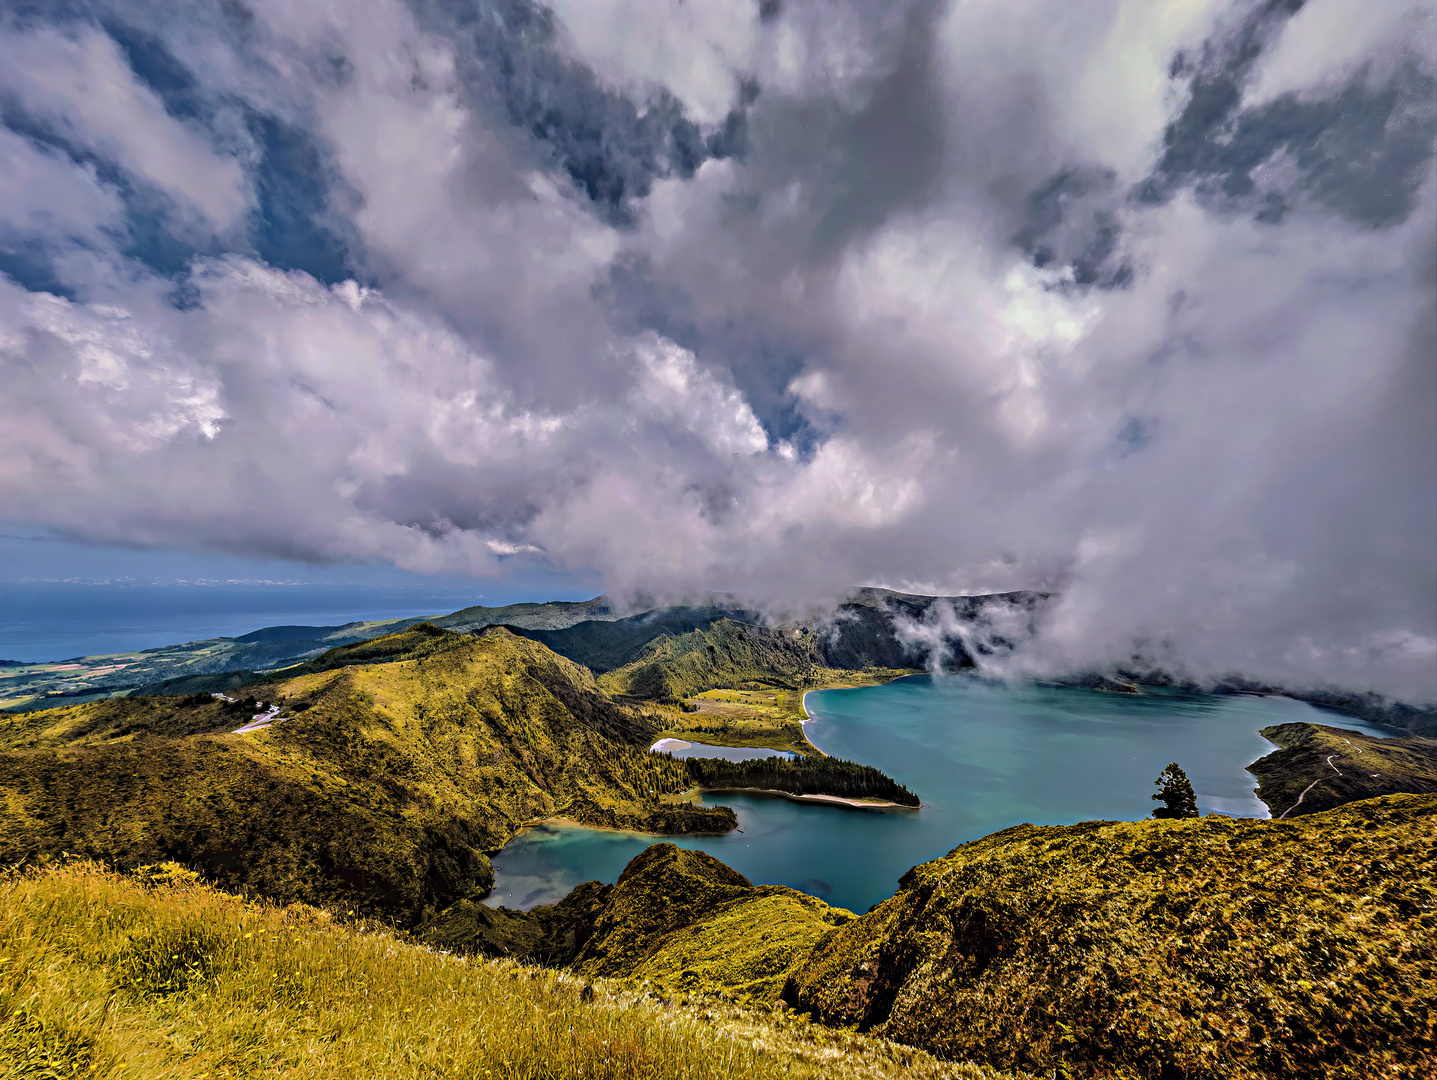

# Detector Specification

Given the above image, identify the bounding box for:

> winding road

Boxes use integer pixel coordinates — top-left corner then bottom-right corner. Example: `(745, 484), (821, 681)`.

(1278, 755), (1343, 819)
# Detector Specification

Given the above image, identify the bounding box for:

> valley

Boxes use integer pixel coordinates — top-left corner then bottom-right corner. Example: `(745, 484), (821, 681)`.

(2, 592), (1434, 1079)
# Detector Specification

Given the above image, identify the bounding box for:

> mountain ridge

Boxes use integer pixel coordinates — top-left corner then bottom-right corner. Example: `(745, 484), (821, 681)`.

(0, 627), (737, 922)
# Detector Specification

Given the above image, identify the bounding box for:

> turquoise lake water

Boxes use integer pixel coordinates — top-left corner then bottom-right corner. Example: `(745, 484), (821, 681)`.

(486, 676), (1390, 913)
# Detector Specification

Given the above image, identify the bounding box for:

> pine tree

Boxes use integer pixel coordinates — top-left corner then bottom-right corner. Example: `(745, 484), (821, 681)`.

(1151, 762), (1199, 819)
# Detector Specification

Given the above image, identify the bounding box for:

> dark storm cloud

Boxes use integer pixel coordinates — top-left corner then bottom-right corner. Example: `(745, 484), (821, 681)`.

(1141, 0), (1437, 226)
(592, 252), (816, 444)
(804, 0), (948, 256)
(0, 0), (1432, 701)
(408, 0), (753, 225)
(0, 1), (361, 286)
(1013, 168), (1133, 289)
(245, 110), (362, 284)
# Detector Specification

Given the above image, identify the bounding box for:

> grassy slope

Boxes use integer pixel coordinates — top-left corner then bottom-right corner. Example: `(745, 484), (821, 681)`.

(653, 684), (909, 757)
(0, 860), (1013, 1080)
(508, 591), (1048, 677)
(1, 589), (1038, 714)
(430, 595), (622, 634)
(512, 607), (755, 672)
(657, 686), (818, 755)
(1248, 721), (1437, 816)
(570, 845), (853, 1004)
(786, 794), (1437, 1079)
(598, 619), (912, 702)
(0, 596), (623, 712)
(0, 626), (732, 924)
(421, 843), (856, 1006)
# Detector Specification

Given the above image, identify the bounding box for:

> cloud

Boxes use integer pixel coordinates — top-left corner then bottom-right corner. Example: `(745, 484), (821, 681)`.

(1245, 0), (1432, 102)
(544, 0), (758, 125)
(0, 0), (1432, 701)
(0, 25), (249, 232)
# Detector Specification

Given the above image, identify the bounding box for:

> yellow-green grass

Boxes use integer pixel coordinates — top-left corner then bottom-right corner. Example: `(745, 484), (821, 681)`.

(600, 889), (849, 1004)
(652, 686), (816, 755)
(651, 676), (909, 757)
(789, 794), (1437, 1080)
(563, 845), (856, 1007)
(415, 845), (857, 1009)
(0, 628), (729, 925)
(701, 689), (782, 704)
(596, 619), (913, 709)
(0, 859), (1016, 1080)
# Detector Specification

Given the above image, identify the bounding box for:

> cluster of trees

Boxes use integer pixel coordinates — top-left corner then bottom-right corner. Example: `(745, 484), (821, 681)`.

(683, 755), (920, 806)
(602, 744), (692, 799)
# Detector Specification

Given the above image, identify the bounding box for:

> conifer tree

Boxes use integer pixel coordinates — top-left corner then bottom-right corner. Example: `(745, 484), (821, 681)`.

(1151, 762), (1200, 819)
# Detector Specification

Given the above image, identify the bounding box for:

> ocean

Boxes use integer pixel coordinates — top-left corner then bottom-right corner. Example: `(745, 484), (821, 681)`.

(0, 582), (493, 663)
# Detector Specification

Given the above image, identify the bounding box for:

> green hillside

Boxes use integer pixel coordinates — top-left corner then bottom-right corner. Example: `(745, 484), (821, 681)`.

(786, 794), (1436, 1079)
(570, 844), (853, 1001)
(597, 618), (911, 701)
(0, 859), (1011, 1080)
(0, 596), (625, 712)
(511, 605), (758, 672)
(1248, 721), (1437, 816)
(0, 626), (731, 924)
(0, 624), (923, 927)
(423, 844), (855, 1004)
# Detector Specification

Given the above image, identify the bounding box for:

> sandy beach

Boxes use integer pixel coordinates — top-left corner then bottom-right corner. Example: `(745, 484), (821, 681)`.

(694, 786), (918, 811)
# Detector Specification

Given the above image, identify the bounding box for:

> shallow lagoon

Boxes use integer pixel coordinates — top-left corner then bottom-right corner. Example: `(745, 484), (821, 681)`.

(487, 676), (1390, 913)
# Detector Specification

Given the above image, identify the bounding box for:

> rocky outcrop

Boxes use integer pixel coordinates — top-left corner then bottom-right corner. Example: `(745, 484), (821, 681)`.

(419, 879), (613, 964)
(570, 844), (853, 1002)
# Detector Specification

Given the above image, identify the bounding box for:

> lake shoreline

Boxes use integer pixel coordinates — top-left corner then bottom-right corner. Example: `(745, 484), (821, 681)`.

(693, 786), (920, 812)
(502, 813), (740, 846)
(802, 672), (926, 755)
(490, 679), (1353, 913)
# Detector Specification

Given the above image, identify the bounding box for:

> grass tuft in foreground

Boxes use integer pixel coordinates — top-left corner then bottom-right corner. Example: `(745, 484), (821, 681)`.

(0, 859), (1017, 1080)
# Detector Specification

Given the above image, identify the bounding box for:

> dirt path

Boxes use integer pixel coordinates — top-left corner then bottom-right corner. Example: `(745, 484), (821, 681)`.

(233, 703), (281, 735)
(1279, 755), (1343, 819)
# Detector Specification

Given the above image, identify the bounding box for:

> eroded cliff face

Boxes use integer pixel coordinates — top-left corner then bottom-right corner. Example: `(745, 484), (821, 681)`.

(784, 794), (1437, 1080)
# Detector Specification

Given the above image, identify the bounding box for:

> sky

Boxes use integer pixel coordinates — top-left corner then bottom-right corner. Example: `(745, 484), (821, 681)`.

(0, 0), (1432, 700)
